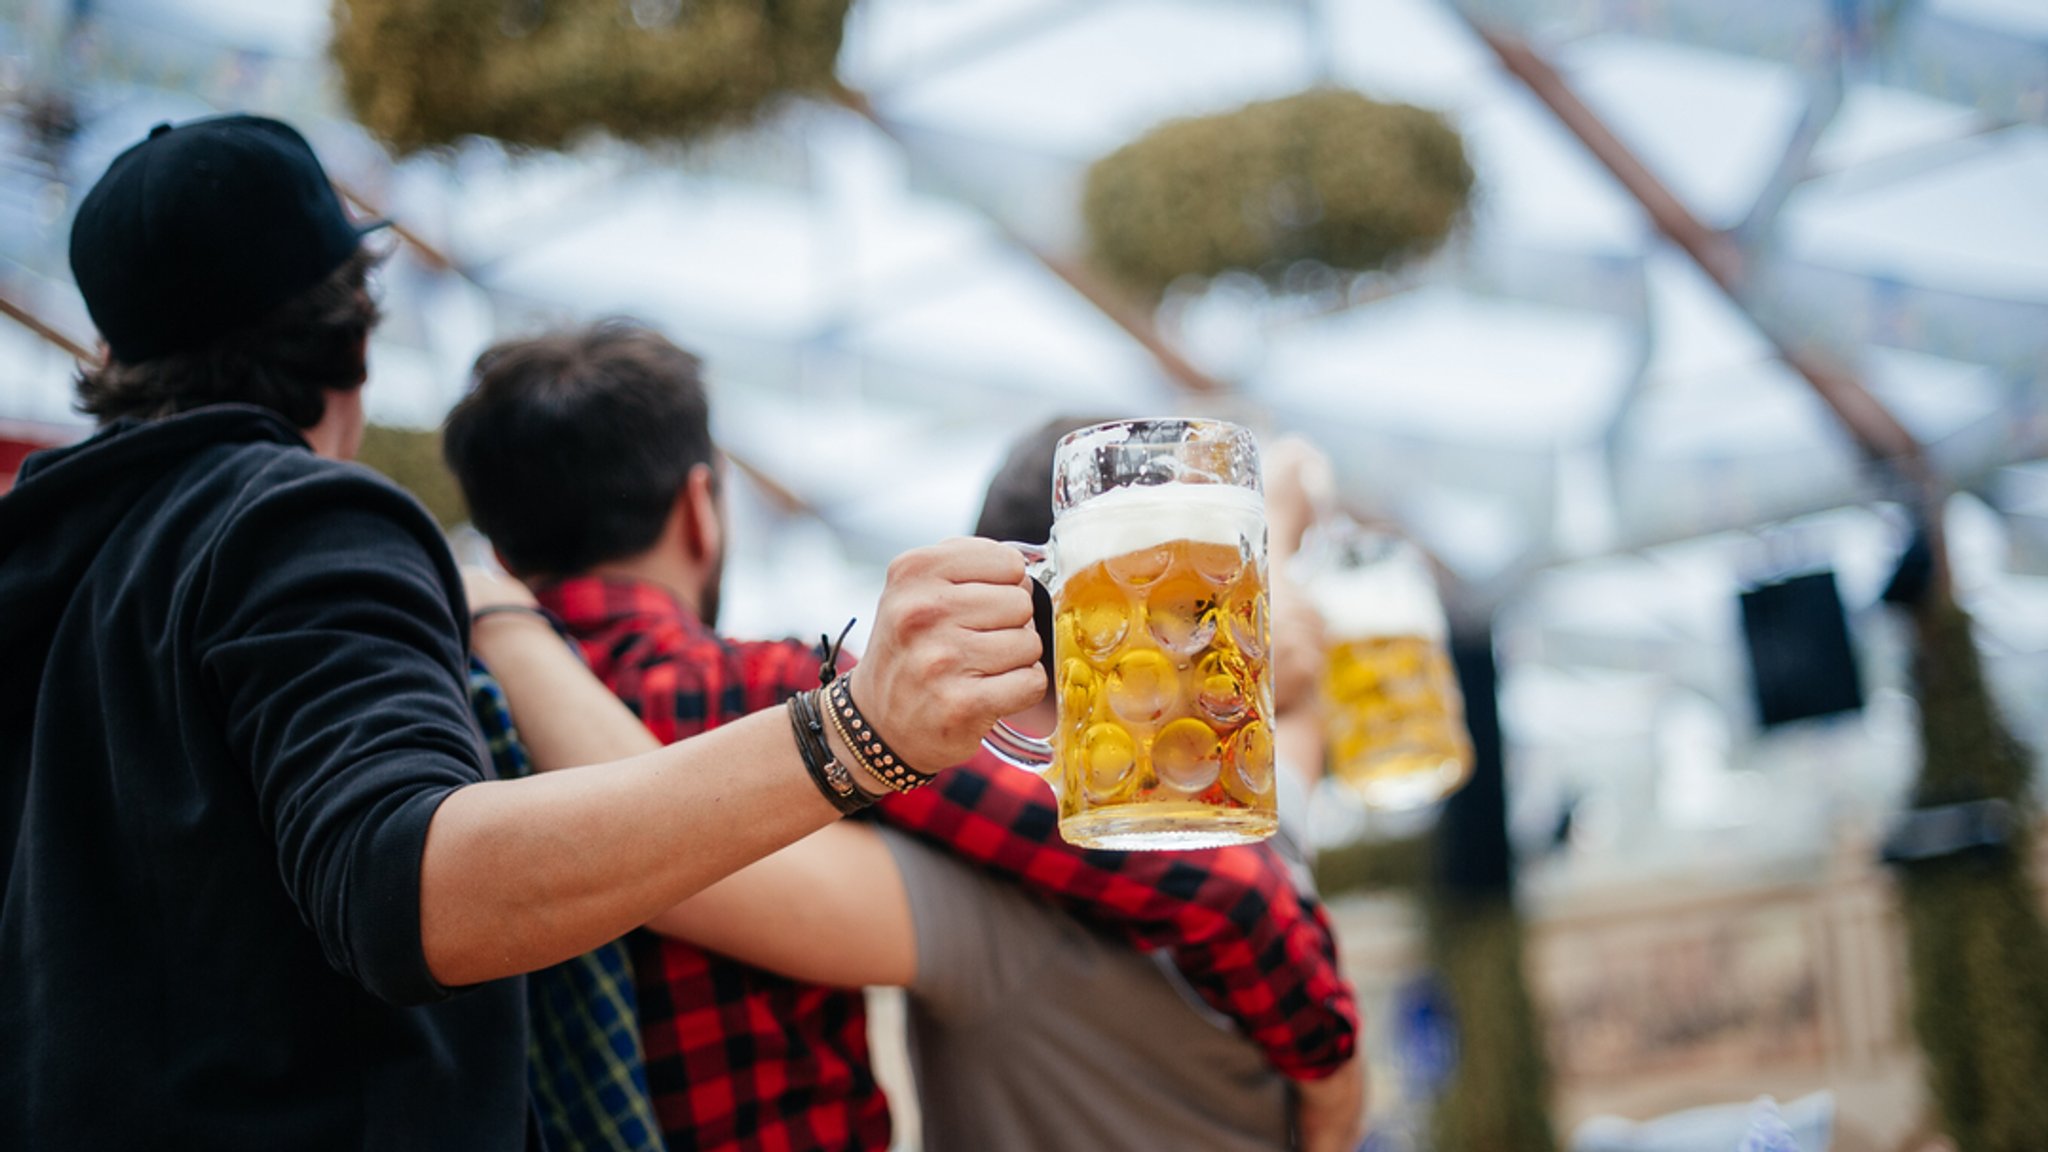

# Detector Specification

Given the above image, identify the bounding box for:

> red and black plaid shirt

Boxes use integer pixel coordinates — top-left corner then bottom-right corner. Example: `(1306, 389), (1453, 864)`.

(540, 576), (885, 1152)
(540, 576), (1358, 1150)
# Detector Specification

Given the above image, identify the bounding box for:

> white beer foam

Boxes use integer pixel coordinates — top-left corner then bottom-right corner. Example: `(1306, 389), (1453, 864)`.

(1311, 562), (1448, 640)
(1053, 482), (1263, 577)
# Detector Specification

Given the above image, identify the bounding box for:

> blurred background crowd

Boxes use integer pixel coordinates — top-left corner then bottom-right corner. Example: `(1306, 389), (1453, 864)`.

(1, 1), (2044, 1150)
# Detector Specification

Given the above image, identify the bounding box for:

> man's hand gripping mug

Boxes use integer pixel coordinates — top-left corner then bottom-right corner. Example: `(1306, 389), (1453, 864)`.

(983, 418), (1277, 850)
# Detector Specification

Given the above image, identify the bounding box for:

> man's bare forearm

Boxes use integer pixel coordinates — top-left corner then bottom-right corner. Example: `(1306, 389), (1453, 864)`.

(469, 608), (664, 766)
(421, 538), (1043, 988)
(462, 606), (917, 989)
(419, 706), (841, 986)
(644, 821), (916, 988)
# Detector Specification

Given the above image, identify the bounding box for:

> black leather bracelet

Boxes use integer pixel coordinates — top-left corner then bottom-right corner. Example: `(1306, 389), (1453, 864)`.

(788, 689), (870, 815)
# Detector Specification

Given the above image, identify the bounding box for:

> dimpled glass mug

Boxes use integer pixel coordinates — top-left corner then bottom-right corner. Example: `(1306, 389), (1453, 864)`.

(1302, 523), (1472, 810)
(983, 418), (1277, 850)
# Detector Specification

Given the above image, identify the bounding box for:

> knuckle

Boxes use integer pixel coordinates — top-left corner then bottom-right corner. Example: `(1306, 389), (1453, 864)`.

(899, 597), (946, 634)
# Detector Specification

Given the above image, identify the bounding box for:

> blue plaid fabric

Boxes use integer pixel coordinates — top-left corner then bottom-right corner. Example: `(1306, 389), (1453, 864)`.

(470, 661), (666, 1152)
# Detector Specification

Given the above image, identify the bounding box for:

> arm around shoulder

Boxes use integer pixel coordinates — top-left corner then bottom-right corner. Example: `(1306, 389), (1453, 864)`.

(423, 538), (1043, 988)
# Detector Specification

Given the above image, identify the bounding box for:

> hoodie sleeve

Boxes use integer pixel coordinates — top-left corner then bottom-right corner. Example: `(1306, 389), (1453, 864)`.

(194, 457), (483, 1007)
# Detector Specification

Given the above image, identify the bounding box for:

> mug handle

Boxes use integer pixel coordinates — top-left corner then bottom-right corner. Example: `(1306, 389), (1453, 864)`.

(981, 541), (1056, 773)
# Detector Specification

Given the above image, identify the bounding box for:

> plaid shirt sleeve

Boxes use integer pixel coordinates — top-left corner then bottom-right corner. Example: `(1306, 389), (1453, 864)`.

(871, 757), (1359, 1080)
(470, 662), (666, 1152)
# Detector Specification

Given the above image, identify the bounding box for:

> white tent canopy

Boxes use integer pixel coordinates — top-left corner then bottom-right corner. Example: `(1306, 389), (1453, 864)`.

(4, 0), (2046, 878)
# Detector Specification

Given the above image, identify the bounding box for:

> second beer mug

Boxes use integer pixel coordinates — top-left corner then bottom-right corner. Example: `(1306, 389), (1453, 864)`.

(983, 418), (1277, 850)
(1303, 524), (1473, 810)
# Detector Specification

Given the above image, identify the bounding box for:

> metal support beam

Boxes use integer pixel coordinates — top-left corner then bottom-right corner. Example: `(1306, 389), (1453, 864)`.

(1460, 14), (1950, 591)
(0, 290), (96, 364)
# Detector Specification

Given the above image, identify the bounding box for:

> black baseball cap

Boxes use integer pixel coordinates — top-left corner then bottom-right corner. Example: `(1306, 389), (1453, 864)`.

(68, 114), (389, 365)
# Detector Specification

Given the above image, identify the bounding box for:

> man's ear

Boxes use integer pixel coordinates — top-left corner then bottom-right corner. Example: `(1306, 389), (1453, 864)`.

(680, 462), (722, 564)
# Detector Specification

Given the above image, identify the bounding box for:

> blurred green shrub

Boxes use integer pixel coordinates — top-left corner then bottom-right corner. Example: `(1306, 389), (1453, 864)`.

(1430, 892), (1557, 1152)
(357, 423), (467, 530)
(1312, 832), (1431, 896)
(1898, 599), (2048, 1152)
(333, 0), (853, 154)
(1082, 88), (1474, 300)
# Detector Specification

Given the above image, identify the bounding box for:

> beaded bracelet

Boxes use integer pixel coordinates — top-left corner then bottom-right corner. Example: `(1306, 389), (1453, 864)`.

(821, 699), (892, 796)
(825, 675), (935, 794)
(788, 688), (871, 815)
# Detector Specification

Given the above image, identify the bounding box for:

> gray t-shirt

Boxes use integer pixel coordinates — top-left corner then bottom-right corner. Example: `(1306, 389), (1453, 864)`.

(883, 830), (1293, 1152)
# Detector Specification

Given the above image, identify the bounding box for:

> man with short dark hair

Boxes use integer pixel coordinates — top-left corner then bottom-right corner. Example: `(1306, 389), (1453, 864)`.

(446, 332), (1365, 1152)
(0, 114), (1043, 1150)
(447, 322), (898, 1149)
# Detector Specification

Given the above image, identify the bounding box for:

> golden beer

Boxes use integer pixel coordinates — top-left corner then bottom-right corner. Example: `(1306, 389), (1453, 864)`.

(1047, 483), (1276, 849)
(1308, 529), (1472, 809)
(1322, 635), (1472, 809)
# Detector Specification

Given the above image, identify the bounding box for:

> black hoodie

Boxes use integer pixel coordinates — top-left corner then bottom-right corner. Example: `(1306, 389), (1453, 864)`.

(0, 405), (527, 1149)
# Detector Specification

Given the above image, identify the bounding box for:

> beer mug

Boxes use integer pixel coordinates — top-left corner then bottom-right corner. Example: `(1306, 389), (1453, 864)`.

(1302, 523), (1472, 810)
(983, 418), (1277, 850)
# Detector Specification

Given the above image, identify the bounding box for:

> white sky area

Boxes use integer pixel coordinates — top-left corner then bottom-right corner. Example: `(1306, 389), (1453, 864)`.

(1561, 36), (1808, 230)
(1258, 289), (1636, 446)
(1783, 126), (2048, 303)
(875, 0), (1312, 159)
(1930, 0), (2048, 37)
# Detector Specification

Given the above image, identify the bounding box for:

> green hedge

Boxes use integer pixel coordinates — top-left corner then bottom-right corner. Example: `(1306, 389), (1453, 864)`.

(334, 0), (853, 153)
(1082, 88), (1473, 300)
(1899, 599), (2048, 1152)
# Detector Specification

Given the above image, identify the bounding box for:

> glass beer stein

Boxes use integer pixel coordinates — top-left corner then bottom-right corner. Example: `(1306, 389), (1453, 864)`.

(983, 418), (1277, 850)
(1302, 523), (1473, 810)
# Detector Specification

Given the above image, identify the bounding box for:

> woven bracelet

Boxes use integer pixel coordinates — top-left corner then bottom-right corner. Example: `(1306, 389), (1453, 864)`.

(826, 676), (935, 793)
(788, 689), (870, 815)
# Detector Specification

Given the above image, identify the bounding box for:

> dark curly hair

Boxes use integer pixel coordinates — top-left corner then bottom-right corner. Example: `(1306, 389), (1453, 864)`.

(74, 246), (383, 427)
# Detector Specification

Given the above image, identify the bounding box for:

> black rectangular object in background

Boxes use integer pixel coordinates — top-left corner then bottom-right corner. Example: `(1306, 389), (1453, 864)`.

(1740, 570), (1865, 728)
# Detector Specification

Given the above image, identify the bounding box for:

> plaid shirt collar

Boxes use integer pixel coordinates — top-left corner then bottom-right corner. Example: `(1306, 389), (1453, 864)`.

(536, 574), (709, 640)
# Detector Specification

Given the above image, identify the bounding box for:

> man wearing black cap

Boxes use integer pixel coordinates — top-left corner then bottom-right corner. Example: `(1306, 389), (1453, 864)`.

(0, 115), (1046, 1149)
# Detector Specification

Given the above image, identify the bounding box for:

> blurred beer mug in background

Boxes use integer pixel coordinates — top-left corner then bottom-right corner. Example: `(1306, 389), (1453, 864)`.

(1299, 522), (1473, 810)
(984, 418), (1277, 850)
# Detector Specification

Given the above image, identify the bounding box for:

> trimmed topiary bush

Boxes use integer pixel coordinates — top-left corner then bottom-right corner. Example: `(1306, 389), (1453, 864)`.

(333, 0), (854, 154)
(1082, 88), (1473, 300)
